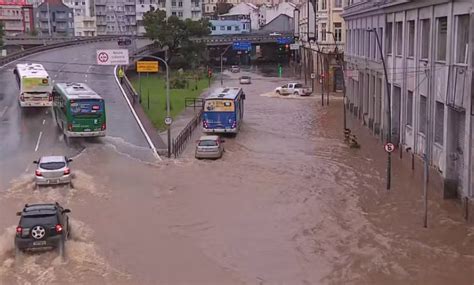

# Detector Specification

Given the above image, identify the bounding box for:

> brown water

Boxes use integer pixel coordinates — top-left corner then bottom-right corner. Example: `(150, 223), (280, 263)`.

(0, 71), (472, 284)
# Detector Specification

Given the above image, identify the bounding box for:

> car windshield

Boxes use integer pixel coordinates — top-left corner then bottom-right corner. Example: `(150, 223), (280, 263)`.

(20, 215), (58, 227)
(242, 76), (250, 79)
(199, 140), (218, 146)
(40, 161), (66, 170)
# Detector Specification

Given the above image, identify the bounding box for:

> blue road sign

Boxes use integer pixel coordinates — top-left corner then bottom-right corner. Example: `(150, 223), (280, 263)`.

(276, 37), (294, 44)
(232, 41), (251, 51)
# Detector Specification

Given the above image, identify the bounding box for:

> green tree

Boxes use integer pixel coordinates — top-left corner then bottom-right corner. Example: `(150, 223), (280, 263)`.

(0, 22), (4, 48)
(143, 10), (211, 67)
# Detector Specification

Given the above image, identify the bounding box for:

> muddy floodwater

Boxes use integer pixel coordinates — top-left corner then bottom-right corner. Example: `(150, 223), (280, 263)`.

(0, 71), (473, 284)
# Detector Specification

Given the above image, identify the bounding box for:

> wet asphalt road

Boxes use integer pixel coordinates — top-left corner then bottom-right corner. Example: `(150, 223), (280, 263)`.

(0, 67), (473, 284)
(0, 40), (153, 191)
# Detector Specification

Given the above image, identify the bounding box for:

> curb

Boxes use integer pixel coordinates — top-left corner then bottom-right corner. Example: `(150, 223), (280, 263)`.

(114, 65), (162, 161)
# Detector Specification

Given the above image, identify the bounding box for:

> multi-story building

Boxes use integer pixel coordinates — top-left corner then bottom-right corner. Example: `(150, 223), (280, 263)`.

(0, 0), (34, 36)
(202, 0), (239, 18)
(35, 0), (74, 36)
(95, 0), (136, 35)
(258, 2), (296, 28)
(343, 0), (473, 199)
(296, 0), (346, 93)
(136, 0), (164, 35)
(225, 3), (259, 31)
(210, 14), (251, 35)
(63, 0), (96, 36)
(165, 0), (201, 20)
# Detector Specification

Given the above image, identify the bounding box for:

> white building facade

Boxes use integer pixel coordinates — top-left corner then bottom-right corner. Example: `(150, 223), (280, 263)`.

(63, 0), (96, 36)
(343, 0), (474, 199)
(165, 0), (201, 20)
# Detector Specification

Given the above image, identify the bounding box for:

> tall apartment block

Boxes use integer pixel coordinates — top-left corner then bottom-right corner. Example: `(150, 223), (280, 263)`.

(95, 0), (137, 35)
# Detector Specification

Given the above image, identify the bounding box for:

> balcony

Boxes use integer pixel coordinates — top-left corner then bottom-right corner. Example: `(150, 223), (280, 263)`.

(0, 14), (23, 20)
(125, 10), (135, 15)
(96, 20), (107, 25)
(125, 0), (135, 5)
(191, 6), (201, 11)
(95, 0), (107, 5)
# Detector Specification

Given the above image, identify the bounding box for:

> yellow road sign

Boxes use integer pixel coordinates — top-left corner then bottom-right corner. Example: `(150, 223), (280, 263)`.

(136, 61), (159, 73)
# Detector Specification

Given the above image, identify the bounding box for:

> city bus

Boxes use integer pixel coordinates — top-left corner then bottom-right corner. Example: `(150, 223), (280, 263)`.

(202, 87), (246, 134)
(52, 83), (106, 138)
(13, 63), (52, 107)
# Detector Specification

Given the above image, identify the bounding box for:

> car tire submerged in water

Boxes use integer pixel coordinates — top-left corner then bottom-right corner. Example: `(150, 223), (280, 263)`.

(294, 92), (299, 96)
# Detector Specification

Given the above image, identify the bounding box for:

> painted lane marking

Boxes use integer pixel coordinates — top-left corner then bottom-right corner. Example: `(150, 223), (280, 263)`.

(0, 106), (8, 118)
(34, 131), (43, 152)
(42, 119), (46, 125)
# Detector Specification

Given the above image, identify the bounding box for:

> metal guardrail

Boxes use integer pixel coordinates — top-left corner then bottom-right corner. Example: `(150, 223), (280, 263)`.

(172, 110), (202, 158)
(0, 35), (119, 67)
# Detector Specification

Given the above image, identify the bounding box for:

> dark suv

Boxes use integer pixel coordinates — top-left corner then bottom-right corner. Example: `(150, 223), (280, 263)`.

(15, 203), (71, 258)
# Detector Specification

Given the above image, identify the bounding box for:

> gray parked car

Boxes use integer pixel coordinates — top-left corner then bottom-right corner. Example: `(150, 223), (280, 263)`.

(195, 135), (225, 159)
(34, 156), (73, 189)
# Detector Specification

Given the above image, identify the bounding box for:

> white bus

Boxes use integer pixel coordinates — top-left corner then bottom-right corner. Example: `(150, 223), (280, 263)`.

(13, 63), (53, 107)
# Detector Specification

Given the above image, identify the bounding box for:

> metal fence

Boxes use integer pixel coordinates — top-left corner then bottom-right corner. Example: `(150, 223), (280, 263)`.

(172, 110), (202, 158)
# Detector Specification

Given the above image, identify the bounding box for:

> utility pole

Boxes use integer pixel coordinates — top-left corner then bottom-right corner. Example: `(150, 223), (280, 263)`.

(423, 67), (431, 228)
(370, 28), (392, 191)
(220, 44), (232, 86)
(46, 0), (52, 36)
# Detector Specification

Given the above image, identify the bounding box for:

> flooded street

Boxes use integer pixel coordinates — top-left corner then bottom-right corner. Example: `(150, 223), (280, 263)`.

(0, 70), (473, 284)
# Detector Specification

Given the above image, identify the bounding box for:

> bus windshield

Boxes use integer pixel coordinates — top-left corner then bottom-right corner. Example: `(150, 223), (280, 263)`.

(70, 100), (104, 117)
(204, 99), (234, 112)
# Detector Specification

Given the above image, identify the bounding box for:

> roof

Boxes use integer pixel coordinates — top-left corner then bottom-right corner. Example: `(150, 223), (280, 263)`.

(206, 87), (242, 100)
(39, 156), (66, 163)
(199, 135), (220, 141)
(55, 82), (102, 100)
(22, 204), (58, 216)
(16, 63), (49, 78)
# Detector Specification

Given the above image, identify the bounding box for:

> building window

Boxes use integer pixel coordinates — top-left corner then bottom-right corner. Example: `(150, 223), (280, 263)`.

(227, 26), (231, 31)
(334, 22), (342, 42)
(220, 25), (225, 30)
(420, 19), (430, 60)
(386, 22), (392, 55)
(321, 0), (326, 10)
(171, 1), (176, 6)
(321, 23), (326, 41)
(455, 15), (469, 64)
(178, 11), (183, 17)
(171, 11), (176, 15)
(406, 90), (413, 126)
(407, 20), (415, 57)
(334, 0), (342, 8)
(378, 27), (383, 59)
(419, 95), (427, 135)
(178, 1), (182, 7)
(436, 17), (447, 61)
(435, 101), (444, 145)
(235, 25), (240, 31)
(396, 22), (403, 56)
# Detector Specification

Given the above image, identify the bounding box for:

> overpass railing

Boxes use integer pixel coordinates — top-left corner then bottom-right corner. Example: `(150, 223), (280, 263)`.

(0, 35), (119, 67)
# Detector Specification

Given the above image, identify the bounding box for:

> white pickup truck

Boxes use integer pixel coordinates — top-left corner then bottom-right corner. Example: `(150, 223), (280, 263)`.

(275, 83), (312, 96)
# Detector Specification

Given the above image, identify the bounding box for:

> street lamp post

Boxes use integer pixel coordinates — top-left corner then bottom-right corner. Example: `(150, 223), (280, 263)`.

(221, 44), (232, 86)
(133, 55), (171, 158)
(369, 27), (392, 191)
(326, 31), (347, 131)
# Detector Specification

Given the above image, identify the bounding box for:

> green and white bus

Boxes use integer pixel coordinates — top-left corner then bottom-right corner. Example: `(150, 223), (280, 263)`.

(52, 83), (106, 138)
(14, 63), (52, 107)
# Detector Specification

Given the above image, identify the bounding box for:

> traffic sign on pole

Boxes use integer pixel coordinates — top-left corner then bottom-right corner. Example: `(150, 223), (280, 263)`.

(96, 49), (129, 65)
(232, 41), (251, 51)
(136, 61), (159, 73)
(384, 143), (395, 153)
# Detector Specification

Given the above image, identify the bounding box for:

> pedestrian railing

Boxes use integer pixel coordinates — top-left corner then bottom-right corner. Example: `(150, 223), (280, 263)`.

(172, 110), (202, 158)
(185, 97), (204, 110)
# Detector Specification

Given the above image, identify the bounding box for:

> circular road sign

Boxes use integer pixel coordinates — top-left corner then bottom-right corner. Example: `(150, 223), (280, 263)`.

(97, 52), (109, 63)
(384, 142), (395, 153)
(164, 117), (173, 126)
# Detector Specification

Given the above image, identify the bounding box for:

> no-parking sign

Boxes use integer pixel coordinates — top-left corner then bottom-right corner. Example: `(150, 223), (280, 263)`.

(96, 49), (129, 65)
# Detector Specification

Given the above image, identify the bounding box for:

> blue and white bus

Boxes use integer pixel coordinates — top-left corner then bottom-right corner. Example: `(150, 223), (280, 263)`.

(202, 87), (246, 134)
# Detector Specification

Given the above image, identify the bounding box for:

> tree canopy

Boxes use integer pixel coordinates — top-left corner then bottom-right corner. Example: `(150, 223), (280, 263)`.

(143, 10), (211, 68)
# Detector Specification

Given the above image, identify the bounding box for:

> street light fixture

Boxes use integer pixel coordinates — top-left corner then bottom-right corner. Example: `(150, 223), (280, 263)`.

(367, 27), (392, 190)
(133, 54), (172, 158)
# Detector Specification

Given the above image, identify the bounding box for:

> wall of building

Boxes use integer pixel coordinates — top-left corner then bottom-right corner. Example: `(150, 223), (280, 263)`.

(35, 1), (74, 36)
(0, 4), (34, 35)
(343, 0), (473, 198)
(210, 19), (250, 35)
